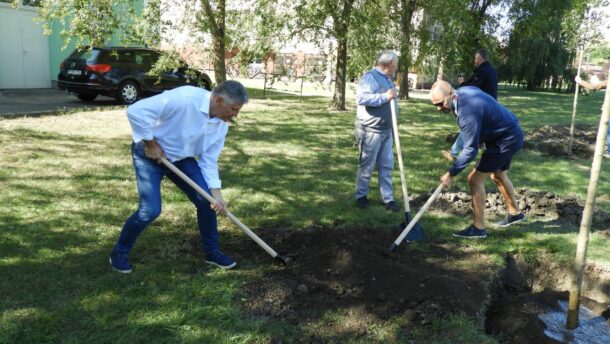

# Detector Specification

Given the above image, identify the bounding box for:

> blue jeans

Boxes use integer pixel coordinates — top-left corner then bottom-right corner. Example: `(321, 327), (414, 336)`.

(450, 131), (464, 158)
(112, 142), (219, 255)
(355, 128), (394, 203)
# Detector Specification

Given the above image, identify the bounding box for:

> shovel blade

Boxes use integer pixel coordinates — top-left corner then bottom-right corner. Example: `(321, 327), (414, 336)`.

(403, 212), (425, 242)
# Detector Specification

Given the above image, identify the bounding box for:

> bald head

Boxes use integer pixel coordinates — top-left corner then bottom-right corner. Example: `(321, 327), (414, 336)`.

(430, 80), (452, 104)
(430, 80), (454, 112)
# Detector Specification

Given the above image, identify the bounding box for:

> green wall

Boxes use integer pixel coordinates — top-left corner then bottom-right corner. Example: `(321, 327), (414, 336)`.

(48, 0), (144, 84)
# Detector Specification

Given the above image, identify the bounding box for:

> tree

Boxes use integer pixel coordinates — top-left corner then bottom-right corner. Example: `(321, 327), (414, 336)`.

(35, 0), (138, 49)
(294, 0), (360, 110)
(225, 0), (292, 75)
(564, 0), (609, 155)
(415, 0), (502, 85)
(198, 0), (227, 83)
(396, 0), (419, 100)
(567, 62), (610, 329)
(497, 0), (608, 91)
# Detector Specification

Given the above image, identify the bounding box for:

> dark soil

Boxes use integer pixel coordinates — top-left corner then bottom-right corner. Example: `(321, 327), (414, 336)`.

(523, 125), (599, 159)
(411, 187), (610, 228)
(485, 256), (610, 344)
(486, 289), (567, 344)
(239, 227), (495, 332)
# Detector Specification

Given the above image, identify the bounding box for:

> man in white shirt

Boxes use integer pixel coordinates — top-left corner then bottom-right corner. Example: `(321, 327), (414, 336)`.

(109, 81), (248, 273)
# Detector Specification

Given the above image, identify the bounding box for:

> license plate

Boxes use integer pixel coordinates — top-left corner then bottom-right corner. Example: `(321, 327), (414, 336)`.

(67, 69), (82, 76)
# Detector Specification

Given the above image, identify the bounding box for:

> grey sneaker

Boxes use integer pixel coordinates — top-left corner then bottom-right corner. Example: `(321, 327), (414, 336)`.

(498, 213), (526, 227)
(452, 224), (488, 239)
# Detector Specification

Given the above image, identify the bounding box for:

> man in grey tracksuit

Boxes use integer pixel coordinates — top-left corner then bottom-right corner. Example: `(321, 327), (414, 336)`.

(354, 50), (399, 211)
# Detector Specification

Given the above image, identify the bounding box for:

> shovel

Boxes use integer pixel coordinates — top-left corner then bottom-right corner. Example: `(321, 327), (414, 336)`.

(389, 98), (424, 242)
(160, 157), (289, 266)
(389, 184), (443, 252)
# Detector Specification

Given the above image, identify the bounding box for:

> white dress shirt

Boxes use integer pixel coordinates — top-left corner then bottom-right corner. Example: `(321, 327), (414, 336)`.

(126, 86), (227, 189)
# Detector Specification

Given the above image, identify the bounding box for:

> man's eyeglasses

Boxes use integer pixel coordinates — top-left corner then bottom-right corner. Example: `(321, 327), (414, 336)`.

(433, 101), (444, 107)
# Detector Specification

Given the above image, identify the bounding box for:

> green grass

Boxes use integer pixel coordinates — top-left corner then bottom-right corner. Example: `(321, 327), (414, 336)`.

(0, 86), (608, 343)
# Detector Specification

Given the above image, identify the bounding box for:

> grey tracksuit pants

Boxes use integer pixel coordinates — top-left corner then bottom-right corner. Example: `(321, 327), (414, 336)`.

(354, 127), (394, 203)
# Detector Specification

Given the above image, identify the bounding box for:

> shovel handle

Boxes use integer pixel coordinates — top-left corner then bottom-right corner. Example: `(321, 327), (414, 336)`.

(390, 184), (443, 250)
(159, 157), (282, 260)
(390, 99), (412, 213)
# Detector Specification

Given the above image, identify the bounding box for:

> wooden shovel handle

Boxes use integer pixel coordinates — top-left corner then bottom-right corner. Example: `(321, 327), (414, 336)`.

(159, 157), (281, 259)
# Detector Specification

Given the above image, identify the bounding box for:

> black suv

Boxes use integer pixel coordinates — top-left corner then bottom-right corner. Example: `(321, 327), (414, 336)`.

(57, 47), (212, 104)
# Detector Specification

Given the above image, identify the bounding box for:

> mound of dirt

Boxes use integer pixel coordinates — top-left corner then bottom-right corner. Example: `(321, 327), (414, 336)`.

(239, 227), (495, 329)
(411, 187), (610, 227)
(524, 125), (599, 158)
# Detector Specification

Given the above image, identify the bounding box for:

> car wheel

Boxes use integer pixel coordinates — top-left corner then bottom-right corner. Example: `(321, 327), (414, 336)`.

(116, 80), (140, 104)
(77, 93), (97, 102)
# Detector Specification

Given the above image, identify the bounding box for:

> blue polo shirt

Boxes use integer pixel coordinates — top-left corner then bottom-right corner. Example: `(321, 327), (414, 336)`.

(449, 86), (522, 176)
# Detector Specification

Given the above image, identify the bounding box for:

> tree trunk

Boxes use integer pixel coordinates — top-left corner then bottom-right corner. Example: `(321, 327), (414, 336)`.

(398, 0), (416, 100)
(332, 36), (348, 110)
(331, 0), (354, 110)
(202, 0), (227, 84)
(211, 29), (227, 83)
(567, 63), (610, 329)
(568, 49), (584, 156)
(436, 57), (444, 81)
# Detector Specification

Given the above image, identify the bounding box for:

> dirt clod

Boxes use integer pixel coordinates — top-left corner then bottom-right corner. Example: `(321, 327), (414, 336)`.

(412, 187), (609, 227)
(523, 125), (599, 158)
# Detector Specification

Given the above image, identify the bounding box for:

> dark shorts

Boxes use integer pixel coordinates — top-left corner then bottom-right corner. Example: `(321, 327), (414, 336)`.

(475, 131), (524, 173)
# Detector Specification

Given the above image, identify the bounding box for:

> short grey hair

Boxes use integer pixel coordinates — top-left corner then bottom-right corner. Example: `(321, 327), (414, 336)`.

(475, 48), (490, 61)
(376, 50), (398, 67)
(211, 80), (249, 104)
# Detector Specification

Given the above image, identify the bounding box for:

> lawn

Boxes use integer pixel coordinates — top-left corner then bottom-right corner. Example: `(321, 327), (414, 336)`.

(0, 84), (608, 343)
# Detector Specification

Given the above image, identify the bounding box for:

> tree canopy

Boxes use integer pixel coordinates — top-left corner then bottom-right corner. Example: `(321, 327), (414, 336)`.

(33, 0), (610, 98)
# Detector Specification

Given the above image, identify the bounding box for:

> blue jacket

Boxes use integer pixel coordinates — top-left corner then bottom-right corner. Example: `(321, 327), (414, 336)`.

(460, 61), (497, 100)
(449, 87), (523, 176)
(355, 68), (396, 132)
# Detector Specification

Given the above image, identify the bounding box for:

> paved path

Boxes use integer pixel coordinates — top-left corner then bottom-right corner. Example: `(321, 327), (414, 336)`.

(0, 88), (120, 116)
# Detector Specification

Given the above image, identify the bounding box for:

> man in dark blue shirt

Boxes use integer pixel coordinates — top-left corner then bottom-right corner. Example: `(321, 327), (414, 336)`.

(458, 48), (498, 100)
(443, 49), (498, 161)
(431, 80), (525, 238)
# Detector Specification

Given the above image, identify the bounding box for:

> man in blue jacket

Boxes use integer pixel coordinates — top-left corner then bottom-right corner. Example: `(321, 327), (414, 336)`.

(443, 48), (498, 161)
(431, 80), (525, 238)
(354, 50), (399, 212)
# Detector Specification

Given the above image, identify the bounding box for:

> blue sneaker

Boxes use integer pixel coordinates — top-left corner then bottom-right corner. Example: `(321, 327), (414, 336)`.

(498, 213), (526, 227)
(109, 253), (132, 273)
(205, 252), (237, 270)
(452, 225), (488, 239)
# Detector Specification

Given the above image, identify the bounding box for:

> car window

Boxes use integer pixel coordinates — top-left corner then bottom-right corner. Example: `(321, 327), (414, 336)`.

(118, 51), (135, 63)
(106, 50), (136, 64)
(69, 48), (102, 64)
(135, 51), (159, 66)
